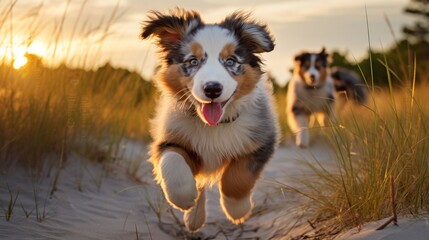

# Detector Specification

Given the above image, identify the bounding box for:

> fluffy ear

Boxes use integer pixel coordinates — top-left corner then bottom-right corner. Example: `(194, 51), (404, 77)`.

(319, 47), (329, 58)
(140, 9), (203, 50)
(294, 53), (303, 62)
(221, 11), (275, 53)
(294, 52), (309, 62)
(318, 47), (330, 66)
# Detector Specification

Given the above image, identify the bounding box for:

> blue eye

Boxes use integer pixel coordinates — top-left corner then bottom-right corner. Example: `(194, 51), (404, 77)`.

(189, 58), (199, 66)
(225, 58), (235, 66)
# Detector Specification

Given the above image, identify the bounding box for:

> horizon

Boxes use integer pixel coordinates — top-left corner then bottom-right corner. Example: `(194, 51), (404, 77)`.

(1, 0), (413, 85)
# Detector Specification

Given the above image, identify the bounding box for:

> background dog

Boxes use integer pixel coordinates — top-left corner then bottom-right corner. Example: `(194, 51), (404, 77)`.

(141, 9), (278, 231)
(286, 48), (367, 148)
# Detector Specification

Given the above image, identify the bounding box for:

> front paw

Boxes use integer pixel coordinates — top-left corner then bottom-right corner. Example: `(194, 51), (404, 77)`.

(296, 130), (309, 148)
(220, 194), (253, 224)
(160, 152), (198, 211)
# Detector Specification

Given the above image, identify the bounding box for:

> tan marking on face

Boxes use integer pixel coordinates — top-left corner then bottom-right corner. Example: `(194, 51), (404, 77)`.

(220, 157), (257, 199)
(158, 64), (193, 99)
(190, 42), (204, 59)
(157, 42), (202, 99)
(220, 43), (236, 60)
(221, 43), (262, 100)
(232, 64), (262, 100)
(296, 60), (310, 83)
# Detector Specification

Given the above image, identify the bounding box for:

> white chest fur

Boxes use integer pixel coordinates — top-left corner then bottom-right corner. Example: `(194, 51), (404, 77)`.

(287, 75), (335, 112)
(168, 96), (260, 173)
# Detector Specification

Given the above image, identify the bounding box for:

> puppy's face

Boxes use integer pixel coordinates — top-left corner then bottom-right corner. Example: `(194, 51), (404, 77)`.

(141, 9), (274, 126)
(294, 48), (328, 87)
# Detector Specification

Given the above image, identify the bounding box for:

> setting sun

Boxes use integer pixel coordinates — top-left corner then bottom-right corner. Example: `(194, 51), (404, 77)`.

(13, 55), (28, 69)
(0, 39), (47, 69)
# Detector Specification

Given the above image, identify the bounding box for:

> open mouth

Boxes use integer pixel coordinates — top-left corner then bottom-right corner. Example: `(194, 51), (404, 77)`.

(199, 92), (235, 126)
(200, 100), (228, 126)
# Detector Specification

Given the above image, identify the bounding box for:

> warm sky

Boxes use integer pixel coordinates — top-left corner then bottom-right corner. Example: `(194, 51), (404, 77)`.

(1, 0), (414, 85)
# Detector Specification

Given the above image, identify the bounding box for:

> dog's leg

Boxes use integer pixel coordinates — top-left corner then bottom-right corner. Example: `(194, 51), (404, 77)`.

(293, 114), (310, 148)
(219, 158), (257, 224)
(159, 150), (198, 211)
(288, 105), (311, 148)
(316, 113), (328, 127)
(184, 188), (206, 231)
(309, 114), (317, 128)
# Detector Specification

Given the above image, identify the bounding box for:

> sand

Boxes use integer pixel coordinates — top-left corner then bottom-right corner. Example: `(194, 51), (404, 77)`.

(338, 216), (429, 240)
(0, 138), (428, 239)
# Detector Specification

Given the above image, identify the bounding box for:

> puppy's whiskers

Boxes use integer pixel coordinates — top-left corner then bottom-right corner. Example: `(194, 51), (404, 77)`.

(179, 91), (193, 110)
(187, 98), (196, 111)
(174, 88), (190, 100)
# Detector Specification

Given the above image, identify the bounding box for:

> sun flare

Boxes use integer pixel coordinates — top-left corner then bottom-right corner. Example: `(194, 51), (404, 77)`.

(13, 56), (28, 69)
(0, 39), (47, 69)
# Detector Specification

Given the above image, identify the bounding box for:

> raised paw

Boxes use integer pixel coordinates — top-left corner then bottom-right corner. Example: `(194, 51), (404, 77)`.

(220, 193), (253, 224)
(159, 151), (198, 211)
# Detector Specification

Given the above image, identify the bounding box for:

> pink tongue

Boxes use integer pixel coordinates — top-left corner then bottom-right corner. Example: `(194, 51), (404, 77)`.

(201, 102), (223, 126)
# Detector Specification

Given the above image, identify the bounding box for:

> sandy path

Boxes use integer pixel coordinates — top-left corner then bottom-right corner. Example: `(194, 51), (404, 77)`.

(1, 138), (427, 239)
(0, 138), (333, 239)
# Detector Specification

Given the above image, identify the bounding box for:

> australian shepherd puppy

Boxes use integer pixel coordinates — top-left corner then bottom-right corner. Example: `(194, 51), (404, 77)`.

(287, 48), (367, 148)
(140, 9), (278, 231)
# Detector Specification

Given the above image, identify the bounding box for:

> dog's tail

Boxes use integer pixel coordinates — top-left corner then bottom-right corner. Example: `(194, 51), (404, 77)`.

(331, 67), (368, 104)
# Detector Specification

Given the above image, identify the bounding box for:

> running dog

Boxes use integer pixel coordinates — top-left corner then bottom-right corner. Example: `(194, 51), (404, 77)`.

(287, 48), (367, 148)
(141, 9), (278, 231)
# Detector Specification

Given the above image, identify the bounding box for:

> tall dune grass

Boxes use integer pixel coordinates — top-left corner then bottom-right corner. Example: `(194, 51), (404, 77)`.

(272, 82), (293, 143)
(277, 53), (429, 237)
(0, 1), (155, 171)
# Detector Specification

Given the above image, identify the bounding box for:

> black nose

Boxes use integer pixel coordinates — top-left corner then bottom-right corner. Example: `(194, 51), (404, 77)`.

(310, 74), (316, 82)
(203, 81), (223, 99)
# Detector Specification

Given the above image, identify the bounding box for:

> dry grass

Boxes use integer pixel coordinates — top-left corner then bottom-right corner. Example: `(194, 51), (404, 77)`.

(276, 66), (429, 238)
(0, 1), (156, 172)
